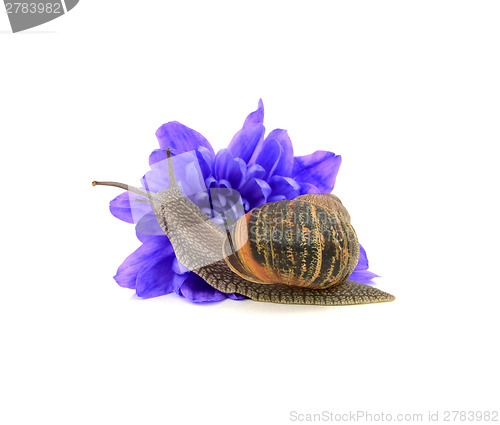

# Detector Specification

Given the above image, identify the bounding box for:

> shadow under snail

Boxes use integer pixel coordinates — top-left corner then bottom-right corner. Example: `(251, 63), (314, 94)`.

(93, 149), (395, 306)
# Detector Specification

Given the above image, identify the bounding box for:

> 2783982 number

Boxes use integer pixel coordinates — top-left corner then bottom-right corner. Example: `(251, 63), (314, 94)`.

(5, 3), (62, 14)
(443, 411), (498, 422)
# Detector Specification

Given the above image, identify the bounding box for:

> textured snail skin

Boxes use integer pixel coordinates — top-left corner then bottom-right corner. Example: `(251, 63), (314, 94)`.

(196, 262), (395, 305)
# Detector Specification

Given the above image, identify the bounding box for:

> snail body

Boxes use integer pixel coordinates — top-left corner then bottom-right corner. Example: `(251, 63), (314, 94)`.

(93, 149), (395, 306)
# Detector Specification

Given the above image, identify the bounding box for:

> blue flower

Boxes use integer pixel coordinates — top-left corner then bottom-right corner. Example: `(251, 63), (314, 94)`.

(108, 100), (378, 302)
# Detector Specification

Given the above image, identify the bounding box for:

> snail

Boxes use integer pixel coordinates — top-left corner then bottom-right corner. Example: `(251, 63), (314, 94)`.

(93, 149), (395, 306)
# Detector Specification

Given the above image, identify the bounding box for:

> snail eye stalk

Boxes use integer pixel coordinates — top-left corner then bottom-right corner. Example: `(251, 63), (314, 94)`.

(91, 180), (152, 201)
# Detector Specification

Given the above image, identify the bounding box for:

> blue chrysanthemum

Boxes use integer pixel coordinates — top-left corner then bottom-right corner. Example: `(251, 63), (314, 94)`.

(109, 100), (379, 302)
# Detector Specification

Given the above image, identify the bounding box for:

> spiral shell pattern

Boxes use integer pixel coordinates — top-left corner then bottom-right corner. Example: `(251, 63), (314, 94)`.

(223, 195), (360, 289)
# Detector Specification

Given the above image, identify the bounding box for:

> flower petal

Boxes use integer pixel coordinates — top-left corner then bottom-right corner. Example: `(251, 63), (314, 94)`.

(172, 273), (188, 295)
(216, 179), (232, 190)
(239, 178), (272, 208)
(149, 149), (166, 167)
(299, 182), (321, 195)
(356, 244), (370, 270)
(136, 252), (177, 298)
(114, 238), (173, 289)
(253, 139), (282, 180)
(249, 129), (294, 177)
(184, 161), (208, 194)
(172, 258), (189, 274)
(148, 146), (214, 176)
(349, 244), (380, 284)
(268, 129), (294, 177)
(178, 273), (228, 302)
(208, 188), (245, 229)
(227, 123), (265, 163)
(135, 212), (165, 236)
(109, 192), (135, 224)
(214, 149), (233, 180)
(268, 176), (301, 200)
(292, 151), (342, 194)
(195, 147), (214, 180)
(188, 190), (212, 214)
(142, 150), (206, 196)
(109, 192), (152, 224)
(135, 231), (169, 244)
(226, 157), (246, 189)
(227, 293), (247, 300)
(349, 270), (380, 284)
(245, 164), (266, 181)
(268, 194), (287, 202)
(243, 99), (264, 126)
(155, 121), (215, 158)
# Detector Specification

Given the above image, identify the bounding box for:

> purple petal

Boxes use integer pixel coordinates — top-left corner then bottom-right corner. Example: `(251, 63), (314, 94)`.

(356, 244), (370, 270)
(214, 149), (233, 180)
(188, 190), (212, 213)
(178, 273), (228, 302)
(349, 244), (380, 284)
(135, 232), (169, 244)
(226, 158), (246, 189)
(292, 151), (342, 194)
(216, 179), (232, 190)
(268, 129), (294, 177)
(142, 150), (206, 196)
(268, 194), (287, 202)
(195, 147), (214, 180)
(148, 146), (214, 176)
(136, 251), (177, 298)
(243, 99), (264, 126)
(184, 161), (207, 194)
(268, 176), (301, 200)
(135, 213), (165, 236)
(227, 123), (265, 163)
(239, 178), (272, 208)
(210, 188), (230, 210)
(155, 121), (215, 158)
(250, 129), (294, 177)
(205, 176), (217, 191)
(149, 149), (166, 167)
(299, 182), (321, 195)
(241, 198), (250, 212)
(109, 192), (135, 224)
(109, 192), (152, 224)
(114, 238), (173, 289)
(253, 139), (282, 180)
(245, 164), (266, 181)
(172, 258), (189, 274)
(349, 270), (380, 285)
(172, 273), (188, 295)
(227, 293), (247, 300)
(141, 171), (168, 193)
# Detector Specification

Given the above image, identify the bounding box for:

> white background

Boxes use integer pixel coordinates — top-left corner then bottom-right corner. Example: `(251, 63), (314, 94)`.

(1, 1), (499, 424)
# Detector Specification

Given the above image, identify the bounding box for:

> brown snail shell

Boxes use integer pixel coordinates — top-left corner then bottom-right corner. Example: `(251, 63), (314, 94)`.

(223, 194), (360, 289)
